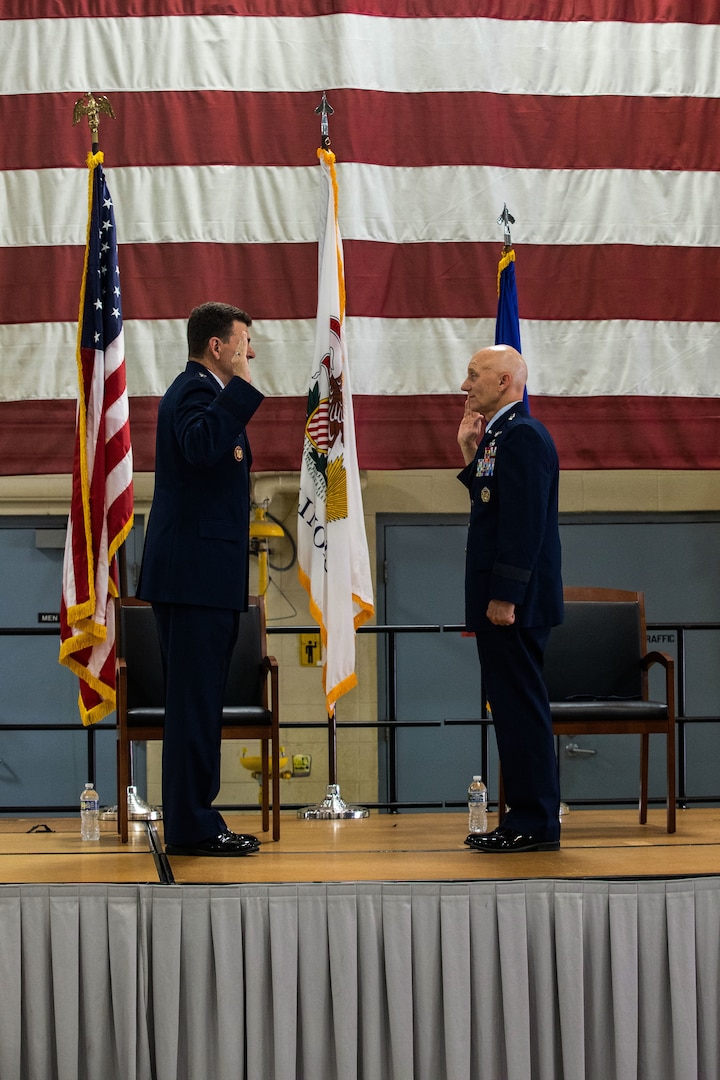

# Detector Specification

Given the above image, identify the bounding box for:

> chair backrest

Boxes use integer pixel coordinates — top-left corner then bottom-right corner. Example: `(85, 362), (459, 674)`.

(224, 601), (266, 706)
(543, 587), (646, 702)
(119, 601), (165, 709)
(118, 596), (267, 710)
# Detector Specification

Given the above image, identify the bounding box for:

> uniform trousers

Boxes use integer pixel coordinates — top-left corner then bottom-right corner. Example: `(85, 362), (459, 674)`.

(152, 602), (240, 845)
(476, 624), (560, 840)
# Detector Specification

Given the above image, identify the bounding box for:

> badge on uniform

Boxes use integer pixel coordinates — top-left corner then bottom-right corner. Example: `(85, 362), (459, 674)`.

(480, 487), (491, 503)
(234, 446), (244, 462)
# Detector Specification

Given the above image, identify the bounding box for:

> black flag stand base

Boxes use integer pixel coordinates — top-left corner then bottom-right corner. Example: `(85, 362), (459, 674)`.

(297, 783), (369, 820)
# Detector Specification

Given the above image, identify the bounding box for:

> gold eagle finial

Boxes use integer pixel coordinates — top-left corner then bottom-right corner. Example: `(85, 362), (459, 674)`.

(72, 92), (116, 143)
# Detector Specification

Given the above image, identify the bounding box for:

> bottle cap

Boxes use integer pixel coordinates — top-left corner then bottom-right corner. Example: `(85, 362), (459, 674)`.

(473, 775), (482, 781)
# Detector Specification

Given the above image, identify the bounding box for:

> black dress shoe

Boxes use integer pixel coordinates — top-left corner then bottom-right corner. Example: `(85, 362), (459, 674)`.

(465, 827), (560, 853)
(166, 829), (260, 856)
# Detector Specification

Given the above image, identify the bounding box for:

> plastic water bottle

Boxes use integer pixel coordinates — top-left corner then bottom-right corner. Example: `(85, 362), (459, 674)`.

(467, 775), (488, 834)
(80, 782), (100, 841)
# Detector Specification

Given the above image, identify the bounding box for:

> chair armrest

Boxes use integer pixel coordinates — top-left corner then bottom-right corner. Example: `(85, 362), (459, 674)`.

(261, 655), (279, 712)
(641, 650), (675, 714)
(116, 656), (127, 718)
(642, 650), (673, 670)
(116, 656), (127, 685)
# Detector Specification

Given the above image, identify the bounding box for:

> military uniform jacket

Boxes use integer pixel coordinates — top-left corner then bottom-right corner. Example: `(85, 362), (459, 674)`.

(137, 360), (264, 611)
(458, 402), (563, 631)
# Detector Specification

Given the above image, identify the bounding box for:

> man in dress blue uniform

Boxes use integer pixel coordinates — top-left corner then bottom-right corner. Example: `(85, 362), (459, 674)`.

(137, 302), (265, 856)
(457, 344), (563, 853)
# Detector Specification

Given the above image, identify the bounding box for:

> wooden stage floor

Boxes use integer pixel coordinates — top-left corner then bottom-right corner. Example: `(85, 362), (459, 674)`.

(1, 808), (719, 886)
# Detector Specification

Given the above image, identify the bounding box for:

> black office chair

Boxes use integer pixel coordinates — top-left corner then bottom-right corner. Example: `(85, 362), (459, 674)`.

(498, 587), (676, 833)
(115, 595), (280, 842)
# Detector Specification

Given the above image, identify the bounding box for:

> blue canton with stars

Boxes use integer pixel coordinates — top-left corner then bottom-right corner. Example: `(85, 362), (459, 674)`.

(81, 162), (122, 353)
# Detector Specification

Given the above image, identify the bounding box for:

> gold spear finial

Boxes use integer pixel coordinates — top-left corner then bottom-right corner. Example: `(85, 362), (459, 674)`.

(72, 92), (116, 146)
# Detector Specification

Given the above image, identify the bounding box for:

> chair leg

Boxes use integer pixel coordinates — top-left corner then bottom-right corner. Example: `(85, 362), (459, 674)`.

(639, 734), (649, 824)
(497, 768), (506, 826)
(118, 739), (130, 844)
(116, 742), (122, 839)
(260, 739), (270, 834)
(271, 731), (280, 841)
(667, 725), (677, 834)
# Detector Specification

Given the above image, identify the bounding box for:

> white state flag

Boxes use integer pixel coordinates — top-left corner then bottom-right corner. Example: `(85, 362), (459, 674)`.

(298, 148), (374, 715)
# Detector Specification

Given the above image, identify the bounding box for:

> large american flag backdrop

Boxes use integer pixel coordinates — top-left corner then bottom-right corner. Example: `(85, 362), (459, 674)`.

(1, 1), (718, 475)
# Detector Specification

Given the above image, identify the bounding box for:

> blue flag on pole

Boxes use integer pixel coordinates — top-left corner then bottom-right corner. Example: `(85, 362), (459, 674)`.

(495, 247), (529, 408)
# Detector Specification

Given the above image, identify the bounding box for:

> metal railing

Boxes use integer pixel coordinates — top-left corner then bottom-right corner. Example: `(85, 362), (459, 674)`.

(1, 621), (718, 814)
(269, 620), (720, 812)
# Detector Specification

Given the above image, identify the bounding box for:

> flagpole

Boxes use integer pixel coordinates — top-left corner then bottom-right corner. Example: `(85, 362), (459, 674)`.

(73, 95), (130, 593)
(494, 203), (529, 409)
(70, 95), (159, 825)
(74, 98), (134, 600)
(315, 91), (342, 798)
(68, 94), (118, 791)
(328, 712), (337, 786)
(297, 95), (371, 820)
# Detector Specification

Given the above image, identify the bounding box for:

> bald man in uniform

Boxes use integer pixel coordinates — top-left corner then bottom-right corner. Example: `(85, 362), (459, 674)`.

(457, 345), (563, 852)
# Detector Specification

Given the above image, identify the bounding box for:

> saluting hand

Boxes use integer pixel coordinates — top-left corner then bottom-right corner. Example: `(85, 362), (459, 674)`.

(457, 398), (486, 465)
(231, 330), (253, 383)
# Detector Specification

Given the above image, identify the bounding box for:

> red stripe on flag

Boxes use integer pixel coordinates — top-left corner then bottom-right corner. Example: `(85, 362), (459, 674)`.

(2, 90), (718, 172)
(2, 242), (719, 325)
(1, 395), (718, 474)
(345, 242), (720, 323)
(3, 1), (712, 23)
(348, 395), (720, 472)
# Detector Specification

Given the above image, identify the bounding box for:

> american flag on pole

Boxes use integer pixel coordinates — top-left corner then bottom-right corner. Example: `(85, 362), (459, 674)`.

(298, 147), (374, 715)
(58, 152), (134, 726)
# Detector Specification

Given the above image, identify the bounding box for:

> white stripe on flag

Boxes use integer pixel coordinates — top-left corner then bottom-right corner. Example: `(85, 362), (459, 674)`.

(3, 16), (720, 98)
(2, 316), (719, 403)
(3, 164), (720, 248)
